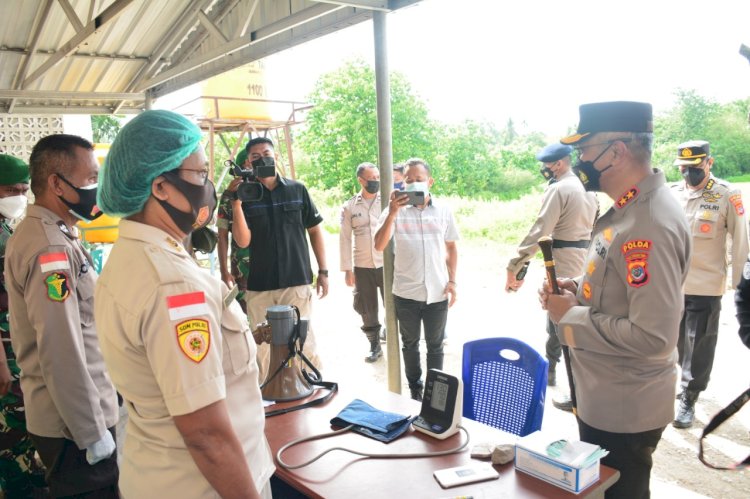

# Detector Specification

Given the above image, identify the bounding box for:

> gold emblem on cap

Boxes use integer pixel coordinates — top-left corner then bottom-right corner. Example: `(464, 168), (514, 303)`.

(681, 148), (691, 158)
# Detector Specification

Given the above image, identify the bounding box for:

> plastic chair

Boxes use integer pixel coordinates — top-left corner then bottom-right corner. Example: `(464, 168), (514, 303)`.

(462, 337), (548, 436)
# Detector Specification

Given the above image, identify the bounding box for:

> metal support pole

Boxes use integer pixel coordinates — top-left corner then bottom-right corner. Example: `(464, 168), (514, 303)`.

(373, 11), (400, 394)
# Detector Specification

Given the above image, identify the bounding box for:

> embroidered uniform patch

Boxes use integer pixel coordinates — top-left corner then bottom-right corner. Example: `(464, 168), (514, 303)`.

(167, 291), (209, 321)
(744, 261), (750, 280)
(194, 206), (210, 229)
(730, 194), (745, 216)
(39, 252), (70, 272)
(616, 187), (639, 209)
(621, 239), (653, 288)
(45, 272), (70, 302)
(176, 319), (210, 363)
(582, 281), (592, 300)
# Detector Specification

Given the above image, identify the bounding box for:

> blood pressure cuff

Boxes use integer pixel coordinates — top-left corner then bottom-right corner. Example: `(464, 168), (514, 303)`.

(330, 399), (416, 443)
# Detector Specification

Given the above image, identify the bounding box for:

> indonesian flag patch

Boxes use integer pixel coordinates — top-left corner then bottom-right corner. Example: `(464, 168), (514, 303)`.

(176, 319), (210, 363)
(166, 291), (210, 321)
(39, 252), (70, 273)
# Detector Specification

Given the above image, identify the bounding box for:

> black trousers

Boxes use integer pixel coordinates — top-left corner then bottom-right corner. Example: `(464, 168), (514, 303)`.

(677, 294), (722, 392)
(352, 267), (384, 333)
(577, 419), (664, 499)
(393, 295), (448, 389)
(546, 316), (562, 364)
(31, 427), (119, 498)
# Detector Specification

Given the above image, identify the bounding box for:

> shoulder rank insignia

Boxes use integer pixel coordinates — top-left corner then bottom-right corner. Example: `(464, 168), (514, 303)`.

(45, 272), (70, 301)
(616, 187), (639, 209)
(56, 221), (74, 239)
(176, 319), (210, 363)
(621, 240), (652, 288)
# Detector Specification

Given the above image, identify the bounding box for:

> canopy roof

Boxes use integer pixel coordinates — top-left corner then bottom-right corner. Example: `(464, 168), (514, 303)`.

(0, 0), (419, 115)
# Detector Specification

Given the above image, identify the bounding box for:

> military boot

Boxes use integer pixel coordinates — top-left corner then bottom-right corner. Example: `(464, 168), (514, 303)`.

(673, 390), (700, 429)
(364, 331), (382, 363)
(547, 360), (557, 387)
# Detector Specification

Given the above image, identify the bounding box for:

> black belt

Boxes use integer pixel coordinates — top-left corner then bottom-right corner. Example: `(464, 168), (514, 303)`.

(552, 239), (590, 249)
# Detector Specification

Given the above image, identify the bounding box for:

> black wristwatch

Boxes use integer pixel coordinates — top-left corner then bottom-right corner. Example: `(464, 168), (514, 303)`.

(318, 269), (329, 277)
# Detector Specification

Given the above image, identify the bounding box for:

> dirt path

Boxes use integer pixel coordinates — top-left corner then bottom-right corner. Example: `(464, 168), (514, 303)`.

(313, 232), (749, 498)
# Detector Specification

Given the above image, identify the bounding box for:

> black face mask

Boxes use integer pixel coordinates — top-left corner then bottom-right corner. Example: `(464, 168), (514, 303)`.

(682, 167), (706, 187)
(539, 166), (554, 182)
(157, 171), (217, 235)
(573, 143), (615, 192)
(57, 174), (103, 222)
(364, 180), (380, 194)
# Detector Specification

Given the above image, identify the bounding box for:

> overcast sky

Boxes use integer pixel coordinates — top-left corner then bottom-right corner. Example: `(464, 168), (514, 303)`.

(259, 0), (750, 139)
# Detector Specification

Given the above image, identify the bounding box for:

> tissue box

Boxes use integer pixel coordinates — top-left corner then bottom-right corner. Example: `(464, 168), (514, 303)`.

(514, 431), (600, 493)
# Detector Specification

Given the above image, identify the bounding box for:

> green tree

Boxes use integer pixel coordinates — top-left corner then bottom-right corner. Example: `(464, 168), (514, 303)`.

(90, 115), (124, 143)
(298, 59), (438, 195)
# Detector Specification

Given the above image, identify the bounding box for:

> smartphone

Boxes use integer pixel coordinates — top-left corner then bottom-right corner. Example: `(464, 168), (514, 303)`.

(399, 190), (425, 206)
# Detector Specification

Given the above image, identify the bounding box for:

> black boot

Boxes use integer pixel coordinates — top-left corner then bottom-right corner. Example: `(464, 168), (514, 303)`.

(673, 390), (699, 429)
(364, 331), (382, 363)
(547, 360), (557, 387)
(410, 382), (424, 402)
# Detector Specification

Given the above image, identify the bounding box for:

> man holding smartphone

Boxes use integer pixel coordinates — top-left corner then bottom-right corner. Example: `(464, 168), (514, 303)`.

(374, 158), (459, 401)
(505, 143), (598, 410)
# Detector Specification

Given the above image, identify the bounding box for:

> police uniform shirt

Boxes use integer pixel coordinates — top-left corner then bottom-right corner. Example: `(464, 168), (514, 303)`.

(671, 175), (749, 296)
(339, 192), (383, 271)
(5, 205), (118, 447)
(94, 220), (274, 498)
(241, 176), (323, 292)
(377, 198), (460, 304)
(558, 170), (692, 433)
(507, 170), (598, 278)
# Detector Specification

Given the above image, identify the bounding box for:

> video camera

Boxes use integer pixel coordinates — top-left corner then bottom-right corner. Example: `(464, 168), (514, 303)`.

(225, 156), (276, 202)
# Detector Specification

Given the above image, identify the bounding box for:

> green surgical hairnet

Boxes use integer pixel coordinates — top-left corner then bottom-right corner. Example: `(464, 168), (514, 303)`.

(236, 148), (248, 167)
(0, 154), (30, 185)
(98, 110), (203, 217)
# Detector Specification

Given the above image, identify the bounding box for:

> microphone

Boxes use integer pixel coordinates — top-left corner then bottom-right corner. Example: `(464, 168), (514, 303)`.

(538, 235), (577, 414)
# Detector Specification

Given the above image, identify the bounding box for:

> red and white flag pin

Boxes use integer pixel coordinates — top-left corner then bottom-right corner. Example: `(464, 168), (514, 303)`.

(166, 291), (210, 321)
(39, 252), (70, 273)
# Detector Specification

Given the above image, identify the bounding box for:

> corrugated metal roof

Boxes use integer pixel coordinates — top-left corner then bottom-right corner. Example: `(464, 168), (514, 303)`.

(0, 0), (420, 114)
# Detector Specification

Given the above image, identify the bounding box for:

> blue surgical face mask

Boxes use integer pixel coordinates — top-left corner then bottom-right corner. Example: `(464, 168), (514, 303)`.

(405, 181), (429, 196)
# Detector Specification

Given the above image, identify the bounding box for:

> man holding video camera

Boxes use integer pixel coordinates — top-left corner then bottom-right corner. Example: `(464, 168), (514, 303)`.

(228, 137), (328, 382)
(374, 158), (459, 401)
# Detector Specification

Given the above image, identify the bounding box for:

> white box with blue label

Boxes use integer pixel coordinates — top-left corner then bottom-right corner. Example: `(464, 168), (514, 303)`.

(514, 430), (605, 494)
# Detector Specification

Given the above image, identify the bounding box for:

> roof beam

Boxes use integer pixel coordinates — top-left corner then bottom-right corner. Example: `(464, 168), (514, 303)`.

(121, 0), (208, 93)
(0, 105), (142, 115)
(235, 0), (260, 38)
(139, 2), (343, 92)
(313, 0), (390, 11)
(22, 0), (135, 89)
(0, 90), (144, 100)
(198, 9), (228, 43)
(0, 46), (161, 63)
(58, 0), (85, 32)
(170, 0), (245, 68)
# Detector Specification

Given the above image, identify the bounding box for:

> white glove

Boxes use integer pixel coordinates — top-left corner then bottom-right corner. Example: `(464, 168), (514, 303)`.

(86, 431), (116, 465)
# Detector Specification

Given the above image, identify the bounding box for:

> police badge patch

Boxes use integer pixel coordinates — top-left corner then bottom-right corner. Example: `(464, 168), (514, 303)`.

(622, 239), (653, 288)
(176, 319), (210, 363)
(45, 272), (70, 302)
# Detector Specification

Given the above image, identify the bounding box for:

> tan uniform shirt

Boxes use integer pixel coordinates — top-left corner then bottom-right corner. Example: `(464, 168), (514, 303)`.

(5, 205), (117, 448)
(671, 176), (749, 296)
(339, 192), (383, 270)
(508, 170), (598, 278)
(559, 171), (692, 433)
(95, 220), (274, 498)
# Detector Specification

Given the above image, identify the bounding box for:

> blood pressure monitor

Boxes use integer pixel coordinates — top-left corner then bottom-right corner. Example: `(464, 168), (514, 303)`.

(412, 369), (463, 440)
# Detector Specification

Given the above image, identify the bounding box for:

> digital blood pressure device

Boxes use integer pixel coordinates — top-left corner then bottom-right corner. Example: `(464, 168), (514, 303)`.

(412, 369), (463, 440)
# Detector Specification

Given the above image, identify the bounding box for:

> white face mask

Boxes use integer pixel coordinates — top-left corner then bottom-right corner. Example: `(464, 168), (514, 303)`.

(405, 181), (429, 196)
(0, 194), (28, 220)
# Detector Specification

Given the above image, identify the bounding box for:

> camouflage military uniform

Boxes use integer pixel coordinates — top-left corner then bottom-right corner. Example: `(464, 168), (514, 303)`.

(217, 190), (250, 308)
(0, 219), (46, 496)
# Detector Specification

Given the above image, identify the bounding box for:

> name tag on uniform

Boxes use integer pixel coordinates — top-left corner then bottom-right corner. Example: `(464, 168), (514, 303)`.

(223, 285), (239, 309)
